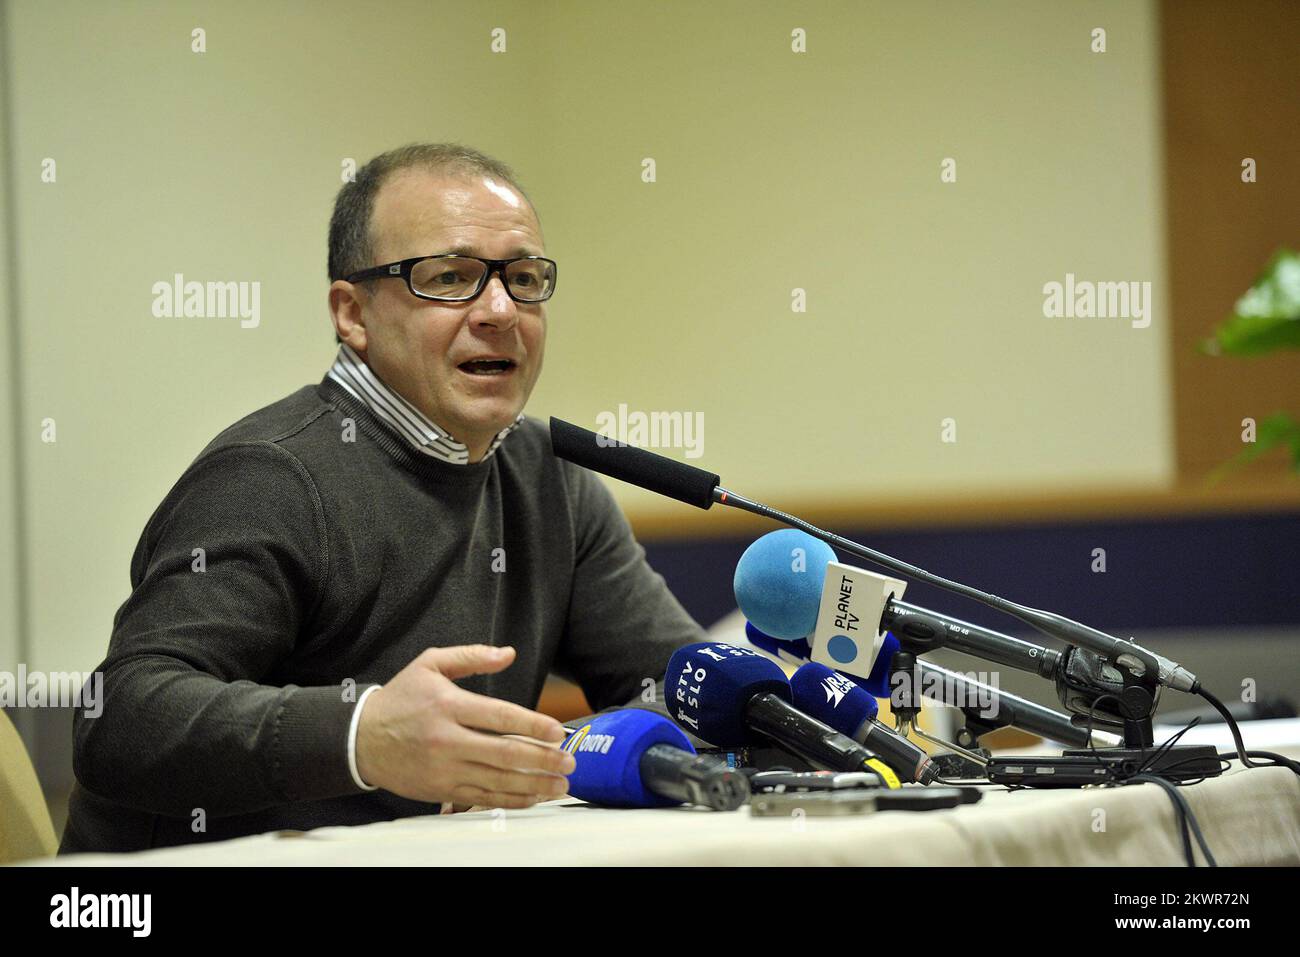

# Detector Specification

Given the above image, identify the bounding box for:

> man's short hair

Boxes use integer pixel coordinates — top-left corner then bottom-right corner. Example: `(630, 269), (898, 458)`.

(326, 143), (537, 340)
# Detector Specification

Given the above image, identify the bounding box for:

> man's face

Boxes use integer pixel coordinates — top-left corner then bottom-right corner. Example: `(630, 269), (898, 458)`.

(330, 168), (547, 458)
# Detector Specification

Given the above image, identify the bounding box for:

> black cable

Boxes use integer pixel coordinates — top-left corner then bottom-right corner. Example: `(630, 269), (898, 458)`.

(1147, 749), (1233, 786)
(990, 688), (1271, 864)
(1136, 772), (1194, 865)
(1135, 716), (1201, 776)
(1125, 773), (1217, 867)
(1083, 694), (1124, 768)
(1198, 686), (1300, 777)
(933, 775), (1001, 788)
(1216, 750), (1300, 774)
(1077, 708), (1220, 866)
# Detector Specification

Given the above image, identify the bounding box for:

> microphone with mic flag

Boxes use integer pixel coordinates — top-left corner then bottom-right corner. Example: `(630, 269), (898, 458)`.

(734, 529), (1144, 740)
(734, 528), (908, 695)
(561, 709), (749, 811)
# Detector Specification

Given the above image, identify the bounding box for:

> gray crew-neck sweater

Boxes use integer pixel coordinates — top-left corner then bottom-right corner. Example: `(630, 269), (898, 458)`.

(60, 375), (705, 854)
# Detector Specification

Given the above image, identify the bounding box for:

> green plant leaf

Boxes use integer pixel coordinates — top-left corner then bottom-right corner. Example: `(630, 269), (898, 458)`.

(1207, 412), (1300, 483)
(1200, 248), (1300, 356)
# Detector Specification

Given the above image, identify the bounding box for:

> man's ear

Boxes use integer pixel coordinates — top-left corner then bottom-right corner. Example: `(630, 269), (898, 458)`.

(328, 280), (368, 355)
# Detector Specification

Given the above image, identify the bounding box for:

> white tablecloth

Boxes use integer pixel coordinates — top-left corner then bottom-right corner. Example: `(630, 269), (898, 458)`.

(32, 763), (1300, 867)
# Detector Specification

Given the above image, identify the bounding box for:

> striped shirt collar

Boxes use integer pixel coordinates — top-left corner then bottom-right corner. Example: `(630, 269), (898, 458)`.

(327, 344), (523, 465)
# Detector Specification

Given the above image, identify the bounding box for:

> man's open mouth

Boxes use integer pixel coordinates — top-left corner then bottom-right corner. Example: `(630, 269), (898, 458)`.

(457, 358), (517, 376)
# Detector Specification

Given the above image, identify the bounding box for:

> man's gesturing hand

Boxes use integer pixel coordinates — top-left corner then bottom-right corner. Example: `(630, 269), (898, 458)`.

(355, 645), (574, 809)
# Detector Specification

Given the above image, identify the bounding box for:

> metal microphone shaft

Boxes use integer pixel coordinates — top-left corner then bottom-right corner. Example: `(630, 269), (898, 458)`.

(638, 745), (749, 811)
(883, 598), (1062, 678)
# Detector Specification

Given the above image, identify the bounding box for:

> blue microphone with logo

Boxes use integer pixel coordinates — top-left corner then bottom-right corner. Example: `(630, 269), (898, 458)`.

(791, 662), (937, 785)
(561, 709), (749, 811)
(665, 641), (907, 785)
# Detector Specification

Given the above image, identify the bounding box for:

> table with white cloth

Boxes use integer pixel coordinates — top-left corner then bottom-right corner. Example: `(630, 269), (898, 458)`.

(33, 762), (1300, 867)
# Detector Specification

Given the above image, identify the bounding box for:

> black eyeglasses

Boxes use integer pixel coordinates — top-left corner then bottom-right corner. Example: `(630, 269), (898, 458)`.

(345, 254), (557, 303)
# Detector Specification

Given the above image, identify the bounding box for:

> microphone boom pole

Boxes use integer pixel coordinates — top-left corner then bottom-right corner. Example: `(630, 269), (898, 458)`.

(549, 417), (1199, 694)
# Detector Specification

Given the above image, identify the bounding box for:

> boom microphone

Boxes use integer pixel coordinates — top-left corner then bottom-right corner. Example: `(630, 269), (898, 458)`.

(549, 417), (1197, 693)
(549, 417), (719, 509)
(562, 709), (749, 811)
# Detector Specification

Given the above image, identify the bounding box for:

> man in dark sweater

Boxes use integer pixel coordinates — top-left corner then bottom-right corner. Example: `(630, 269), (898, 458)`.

(60, 144), (706, 853)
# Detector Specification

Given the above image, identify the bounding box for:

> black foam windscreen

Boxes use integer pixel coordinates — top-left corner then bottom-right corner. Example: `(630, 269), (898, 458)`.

(549, 417), (720, 510)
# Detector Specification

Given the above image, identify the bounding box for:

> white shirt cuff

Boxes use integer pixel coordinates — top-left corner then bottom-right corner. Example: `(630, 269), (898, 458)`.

(348, 684), (383, 791)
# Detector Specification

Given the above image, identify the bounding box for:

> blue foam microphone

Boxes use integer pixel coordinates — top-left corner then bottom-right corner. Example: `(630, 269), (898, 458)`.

(733, 529), (836, 639)
(666, 642), (789, 747)
(790, 661), (880, 728)
(561, 709), (749, 811)
(665, 642), (903, 780)
(736, 529), (908, 684)
(736, 529), (1063, 684)
(791, 662), (937, 784)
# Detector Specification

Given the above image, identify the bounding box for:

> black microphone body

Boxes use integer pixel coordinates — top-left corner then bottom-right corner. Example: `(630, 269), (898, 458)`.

(879, 601), (1132, 727)
(714, 487), (1197, 694)
(638, 745), (750, 811)
(856, 717), (938, 785)
(916, 661), (1119, 748)
(883, 599), (1062, 679)
(744, 693), (870, 772)
(746, 693), (937, 785)
(550, 417), (719, 510)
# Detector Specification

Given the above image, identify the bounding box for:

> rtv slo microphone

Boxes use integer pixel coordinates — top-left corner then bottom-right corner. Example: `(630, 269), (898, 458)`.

(562, 709), (749, 811)
(665, 642), (928, 786)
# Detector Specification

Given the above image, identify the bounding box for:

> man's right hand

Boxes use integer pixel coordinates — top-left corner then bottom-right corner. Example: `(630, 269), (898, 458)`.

(355, 645), (574, 809)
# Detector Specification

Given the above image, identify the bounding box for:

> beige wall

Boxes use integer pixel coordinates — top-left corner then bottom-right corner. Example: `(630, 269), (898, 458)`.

(1, 1), (20, 673)
(3, 0), (1169, 673)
